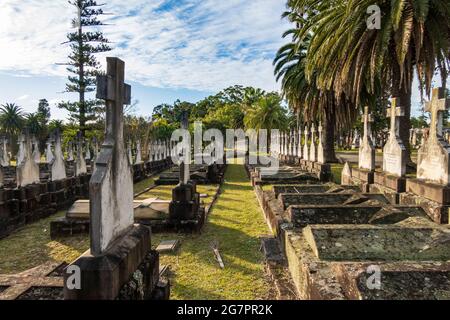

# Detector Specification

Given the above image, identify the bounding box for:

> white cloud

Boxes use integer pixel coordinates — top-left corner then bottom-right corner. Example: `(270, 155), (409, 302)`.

(0, 0), (289, 92)
(16, 94), (29, 101)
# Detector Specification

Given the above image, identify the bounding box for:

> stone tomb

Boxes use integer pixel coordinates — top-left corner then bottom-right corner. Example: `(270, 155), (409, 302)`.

(400, 88), (450, 223)
(63, 58), (168, 300)
(254, 175), (450, 299)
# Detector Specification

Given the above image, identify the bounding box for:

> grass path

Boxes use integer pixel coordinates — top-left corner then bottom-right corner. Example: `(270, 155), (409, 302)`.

(154, 162), (272, 300)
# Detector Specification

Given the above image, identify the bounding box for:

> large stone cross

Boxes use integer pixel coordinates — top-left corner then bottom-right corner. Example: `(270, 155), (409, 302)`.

(425, 87), (450, 143)
(362, 106), (374, 141)
(91, 57), (133, 255)
(387, 98), (405, 136)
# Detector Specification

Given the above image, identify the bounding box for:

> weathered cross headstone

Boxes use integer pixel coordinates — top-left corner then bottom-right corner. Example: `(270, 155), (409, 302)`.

(75, 133), (87, 176)
(383, 98), (407, 176)
(317, 122), (325, 164)
(169, 110), (200, 220)
(51, 130), (67, 181)
(16, 133), (40, 187)
(303, 126), (310, 161)
(64, 58), (161, 300)
(309, 123), (317, 162)
(417, 88), (450, 184)
(358, 106), (376, 171)
(351, 129), (360, 149)
(0, 138), (10, 167)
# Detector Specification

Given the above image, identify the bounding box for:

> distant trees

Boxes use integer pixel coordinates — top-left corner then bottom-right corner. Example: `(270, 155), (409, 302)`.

(58, 0), (112, 135)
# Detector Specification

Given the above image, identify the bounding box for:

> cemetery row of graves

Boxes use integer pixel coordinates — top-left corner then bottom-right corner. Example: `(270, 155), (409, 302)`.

(0, 56), (449, 300)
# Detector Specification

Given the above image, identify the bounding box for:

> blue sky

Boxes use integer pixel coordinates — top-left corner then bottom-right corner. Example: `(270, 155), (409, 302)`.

(0, 0), (440, 120)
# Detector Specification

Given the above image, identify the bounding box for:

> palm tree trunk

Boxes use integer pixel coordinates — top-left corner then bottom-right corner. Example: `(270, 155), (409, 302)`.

(392, 62), (413, 165)
(323, 101), (338, 163)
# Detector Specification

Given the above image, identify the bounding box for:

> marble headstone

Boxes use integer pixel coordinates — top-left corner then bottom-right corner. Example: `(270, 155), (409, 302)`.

(51, 131), (67, 181)
(417, 88), (450, 185)
(0, 138), (9, 167)
(358, 106), (376, 171)
(317, 122), (325, 164)
(382, 98), (407, 177)
(16, 133), (40, 187)
(75, 134), (87, 176)
(303, 126), (310, 161)
(309, 124), (317, 162)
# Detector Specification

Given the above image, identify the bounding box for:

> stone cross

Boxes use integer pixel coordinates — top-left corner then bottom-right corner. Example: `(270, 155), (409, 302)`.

(0, 138), (10, 167)
(75, 132), (87, 176)
(51, 130), (67, 181)
(417, 88), (450, 185)
(180, 111), (190, 185)
(425, 88), (450, 143)
(383, 98), (407, 176)
(16, 132), (40, 187)
(359, 106), (375, 171)
(303, 126), (310, 161)
(317, 122), (325, 164)
(92, 57), (133, 255)
(45, 138), (54, 164)
(309, 123), (317, 162)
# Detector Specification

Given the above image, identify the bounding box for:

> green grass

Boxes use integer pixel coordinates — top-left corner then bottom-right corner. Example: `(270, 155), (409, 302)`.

(331, 163), (344, 184)
(0, 164), (272, 300)
(153, 161), (271, 300)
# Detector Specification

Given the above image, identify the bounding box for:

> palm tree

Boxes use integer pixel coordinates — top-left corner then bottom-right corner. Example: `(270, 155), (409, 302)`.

(0, 103), (25, 136)
(244, 94), (288, 151)
(289, 0), (450, 158)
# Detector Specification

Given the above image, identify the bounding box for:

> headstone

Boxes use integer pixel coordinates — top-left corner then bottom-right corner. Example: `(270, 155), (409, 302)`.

(45, 138), (54, 164)
(297, 127), (303, 158)
(0, 138), (10, 167)
(88, 57), (134, 255)
(351, 129), (360, 149)
(64, 58), (161, 301)
(358, 106), (376, 171)
(417, 88), (450, 184)
(135, 139), (143, 164)
(85, 141), (91, 161)
(32, 137), (41, 164)
(75, 133), (87, 176)
(127, 140), (133, 164)
(411, 129), (418, 148)
(382, 98), (407, 177)
(16, 133), (40, 187)
(51, 130), (67, 181)
(67, 141), (74, 161)
(290, 129), (295, 156)
(341, 162), (352, 186)
(310, 123), (317, 162)
(303, 126), (310, 161)
(17, 134), (26, 165)
(169, 110), (200, 220)
(317, 122), (325, 164)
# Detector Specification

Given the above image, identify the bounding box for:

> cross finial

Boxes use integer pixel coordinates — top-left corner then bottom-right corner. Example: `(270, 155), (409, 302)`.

(387, 98), (405, 136)
(425, 87), (450, 140)
(97, 58), (131, 147)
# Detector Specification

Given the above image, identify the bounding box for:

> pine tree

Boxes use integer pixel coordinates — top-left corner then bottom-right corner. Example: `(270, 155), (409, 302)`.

(58, 0), (112, 135)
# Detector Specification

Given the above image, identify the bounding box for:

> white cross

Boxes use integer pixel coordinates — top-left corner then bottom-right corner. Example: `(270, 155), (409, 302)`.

(425, 87), (450, 142)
